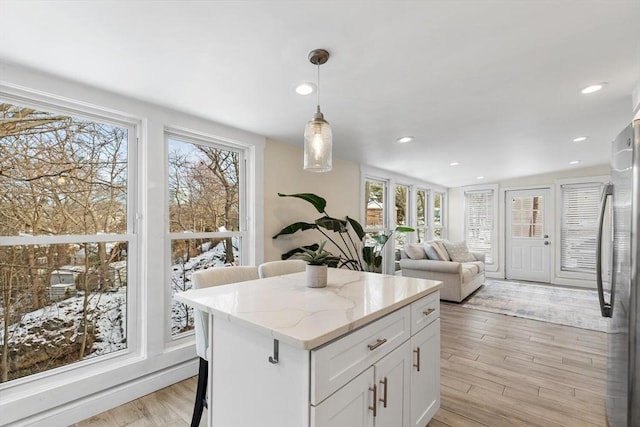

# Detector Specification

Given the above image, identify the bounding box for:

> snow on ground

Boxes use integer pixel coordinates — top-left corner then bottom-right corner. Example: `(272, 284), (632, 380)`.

(0, 238), (239, 364)
(170, 238), (239, 334)
(0, 290), (127, 357)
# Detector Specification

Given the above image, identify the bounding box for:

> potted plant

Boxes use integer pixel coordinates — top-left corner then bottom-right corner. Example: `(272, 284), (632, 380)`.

(273, 193), (414, 273)
(293, 241), (339, 288)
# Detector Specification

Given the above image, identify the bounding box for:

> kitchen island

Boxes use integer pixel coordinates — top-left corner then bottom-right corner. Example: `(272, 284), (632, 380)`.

(175, 268), (442, 427)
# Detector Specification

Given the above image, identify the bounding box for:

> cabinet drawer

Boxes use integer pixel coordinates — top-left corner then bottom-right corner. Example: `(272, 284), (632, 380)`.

(311, 306), (411, 405)
(410, 291), (439, 335)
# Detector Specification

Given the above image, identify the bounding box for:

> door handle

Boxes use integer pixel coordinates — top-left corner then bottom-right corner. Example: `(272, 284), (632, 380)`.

(422, 308), (436, 316)
(413, 347), (421, 372)
(544, 241), (550, 246)
(379, 377), (388, 408)
(369, 384), (377, 417)
(596, 182), (614, 318)
(367, 338), (387, 351)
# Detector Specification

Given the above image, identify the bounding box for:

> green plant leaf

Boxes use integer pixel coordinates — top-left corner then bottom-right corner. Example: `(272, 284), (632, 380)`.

(316, 216), (348, 233)
(339, 259), (361, 269)
(346, 216), (366, 240)
(362, 246), (375, 265)
(373, 255), (383, 268)
(278, 193), (327, 213)
(370, 234), (389, 245)
(272, 222), (317, 238)
(395, 226), (415, 233)
(281, 243), (319, 260)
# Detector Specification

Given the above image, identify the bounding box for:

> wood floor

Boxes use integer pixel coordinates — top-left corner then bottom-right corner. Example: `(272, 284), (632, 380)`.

(74, 302), (607, 427)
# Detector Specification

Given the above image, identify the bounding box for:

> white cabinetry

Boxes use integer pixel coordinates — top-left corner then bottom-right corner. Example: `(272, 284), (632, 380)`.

(411, 320), (440, 427)
(311, 292), (440, 427)
(175, 270), (442, 427)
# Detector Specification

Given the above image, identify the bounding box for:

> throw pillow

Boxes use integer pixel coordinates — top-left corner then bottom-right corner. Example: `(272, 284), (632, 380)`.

(433, 240), (451, 261)
(423, 243), (441, 260)
(404, 243), (427, 260)
(444, 240), (476, 262)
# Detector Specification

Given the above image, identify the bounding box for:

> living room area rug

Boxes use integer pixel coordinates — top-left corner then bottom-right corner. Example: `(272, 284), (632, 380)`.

(461, 280), (609, 332)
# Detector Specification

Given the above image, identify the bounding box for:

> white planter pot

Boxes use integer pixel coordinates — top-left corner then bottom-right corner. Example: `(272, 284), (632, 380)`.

(306, 264), (328, 288)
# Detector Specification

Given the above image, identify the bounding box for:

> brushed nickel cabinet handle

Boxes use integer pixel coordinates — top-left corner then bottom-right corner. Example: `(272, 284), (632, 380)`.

(413, 347), (421, 371)
(379, 377), (388, 408)
(367, 338), (387, 351)
(369, 384), (377, 417)
(422, 308), (436, 316)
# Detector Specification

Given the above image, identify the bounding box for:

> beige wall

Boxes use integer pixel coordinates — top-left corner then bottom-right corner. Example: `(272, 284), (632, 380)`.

(263, 139), (361, 262)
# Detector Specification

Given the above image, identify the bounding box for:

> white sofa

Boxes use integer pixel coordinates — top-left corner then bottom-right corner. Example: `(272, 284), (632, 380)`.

(399, 242), (485, 302)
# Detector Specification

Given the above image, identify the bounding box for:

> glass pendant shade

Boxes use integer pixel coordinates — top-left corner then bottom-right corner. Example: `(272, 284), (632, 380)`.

(304, 107), (332, 172)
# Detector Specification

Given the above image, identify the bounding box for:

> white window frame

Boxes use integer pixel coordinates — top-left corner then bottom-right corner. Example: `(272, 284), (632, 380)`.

(0, 92), (141, 389)
(165, 128), (250, 339)
(363, 176), (389, 232)
(554, 176), (609, 281)
(0, 68), (264, 426)
(464, 184), (498, 272)
(360, 166), (447, 274)
(432, 191), (447, 240)
(415, 188), (429, 243)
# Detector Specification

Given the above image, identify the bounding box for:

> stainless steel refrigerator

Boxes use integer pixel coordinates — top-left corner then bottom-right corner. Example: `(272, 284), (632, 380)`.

(597, 119), (640, 426)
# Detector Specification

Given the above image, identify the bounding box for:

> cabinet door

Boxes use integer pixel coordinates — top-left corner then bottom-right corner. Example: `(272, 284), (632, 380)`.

(311, 367), (375, 427)
(374, 340), (411, 427)
(410, 319), (440, 427)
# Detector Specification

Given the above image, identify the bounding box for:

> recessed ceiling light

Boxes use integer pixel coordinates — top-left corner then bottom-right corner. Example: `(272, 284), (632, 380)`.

(476, 176), (485, 180)
(573, 136), (588, 142)
(295, 82), (316, 95)
(581, 83), (607, 94)
(396, 136), (413, 144)
(449, 161), (460, 166)
(569, 160), (581, 165)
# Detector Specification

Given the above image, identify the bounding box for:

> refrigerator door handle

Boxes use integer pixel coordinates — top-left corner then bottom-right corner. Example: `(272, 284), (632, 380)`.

(596, 182), (614, 318)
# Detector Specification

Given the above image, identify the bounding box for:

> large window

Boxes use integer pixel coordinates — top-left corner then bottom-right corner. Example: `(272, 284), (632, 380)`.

(0, 99), (133, 383)
(167, 133), (245, 336)
(394, 184), (410, 251)
(560, 182), (604, 273)
(465, 188), (496, 265)
(416, 189), (428, 243)
(433, 192), (446, 239)
(365, 179), (386, 230)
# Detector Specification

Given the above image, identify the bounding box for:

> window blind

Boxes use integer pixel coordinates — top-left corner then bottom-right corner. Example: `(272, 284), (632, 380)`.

(560, 182), (603, 273)
(464, 190), (494, 264)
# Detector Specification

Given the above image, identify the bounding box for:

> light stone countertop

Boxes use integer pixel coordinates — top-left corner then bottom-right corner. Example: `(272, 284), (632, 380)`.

(175, 268), (442, 350)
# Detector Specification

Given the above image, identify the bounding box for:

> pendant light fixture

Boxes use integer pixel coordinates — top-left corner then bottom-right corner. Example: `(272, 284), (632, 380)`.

(304, 49), (332, 172)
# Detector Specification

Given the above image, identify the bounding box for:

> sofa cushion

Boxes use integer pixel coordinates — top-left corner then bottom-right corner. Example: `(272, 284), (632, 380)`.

(461, 263), (479, 275)
(432, 241), (450, 261)
(403, 243), (427, 260)
(423, 243), (441, 260)
(444, 240), (476, 262)
(468, 260), (485, 273)
(461, 264), (476, 282)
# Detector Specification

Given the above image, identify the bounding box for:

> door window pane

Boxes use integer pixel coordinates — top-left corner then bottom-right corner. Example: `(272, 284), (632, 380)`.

(510, 196), (544, 238)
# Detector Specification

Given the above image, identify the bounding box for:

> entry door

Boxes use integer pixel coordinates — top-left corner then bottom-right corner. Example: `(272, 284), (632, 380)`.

(506, 188), (552, 282)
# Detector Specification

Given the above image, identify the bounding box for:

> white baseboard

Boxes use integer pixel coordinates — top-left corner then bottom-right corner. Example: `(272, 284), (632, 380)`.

(8, 359), (199, 427)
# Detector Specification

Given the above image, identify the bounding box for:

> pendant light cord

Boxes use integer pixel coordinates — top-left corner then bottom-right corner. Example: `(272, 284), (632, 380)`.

(316, 63), (321, 111)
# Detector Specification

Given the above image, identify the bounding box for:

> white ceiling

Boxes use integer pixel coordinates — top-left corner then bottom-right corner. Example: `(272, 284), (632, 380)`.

(1, 1), (639, 187)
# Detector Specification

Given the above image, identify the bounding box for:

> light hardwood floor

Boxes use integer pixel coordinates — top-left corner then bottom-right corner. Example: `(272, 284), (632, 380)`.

(75, 302), (607, 427)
